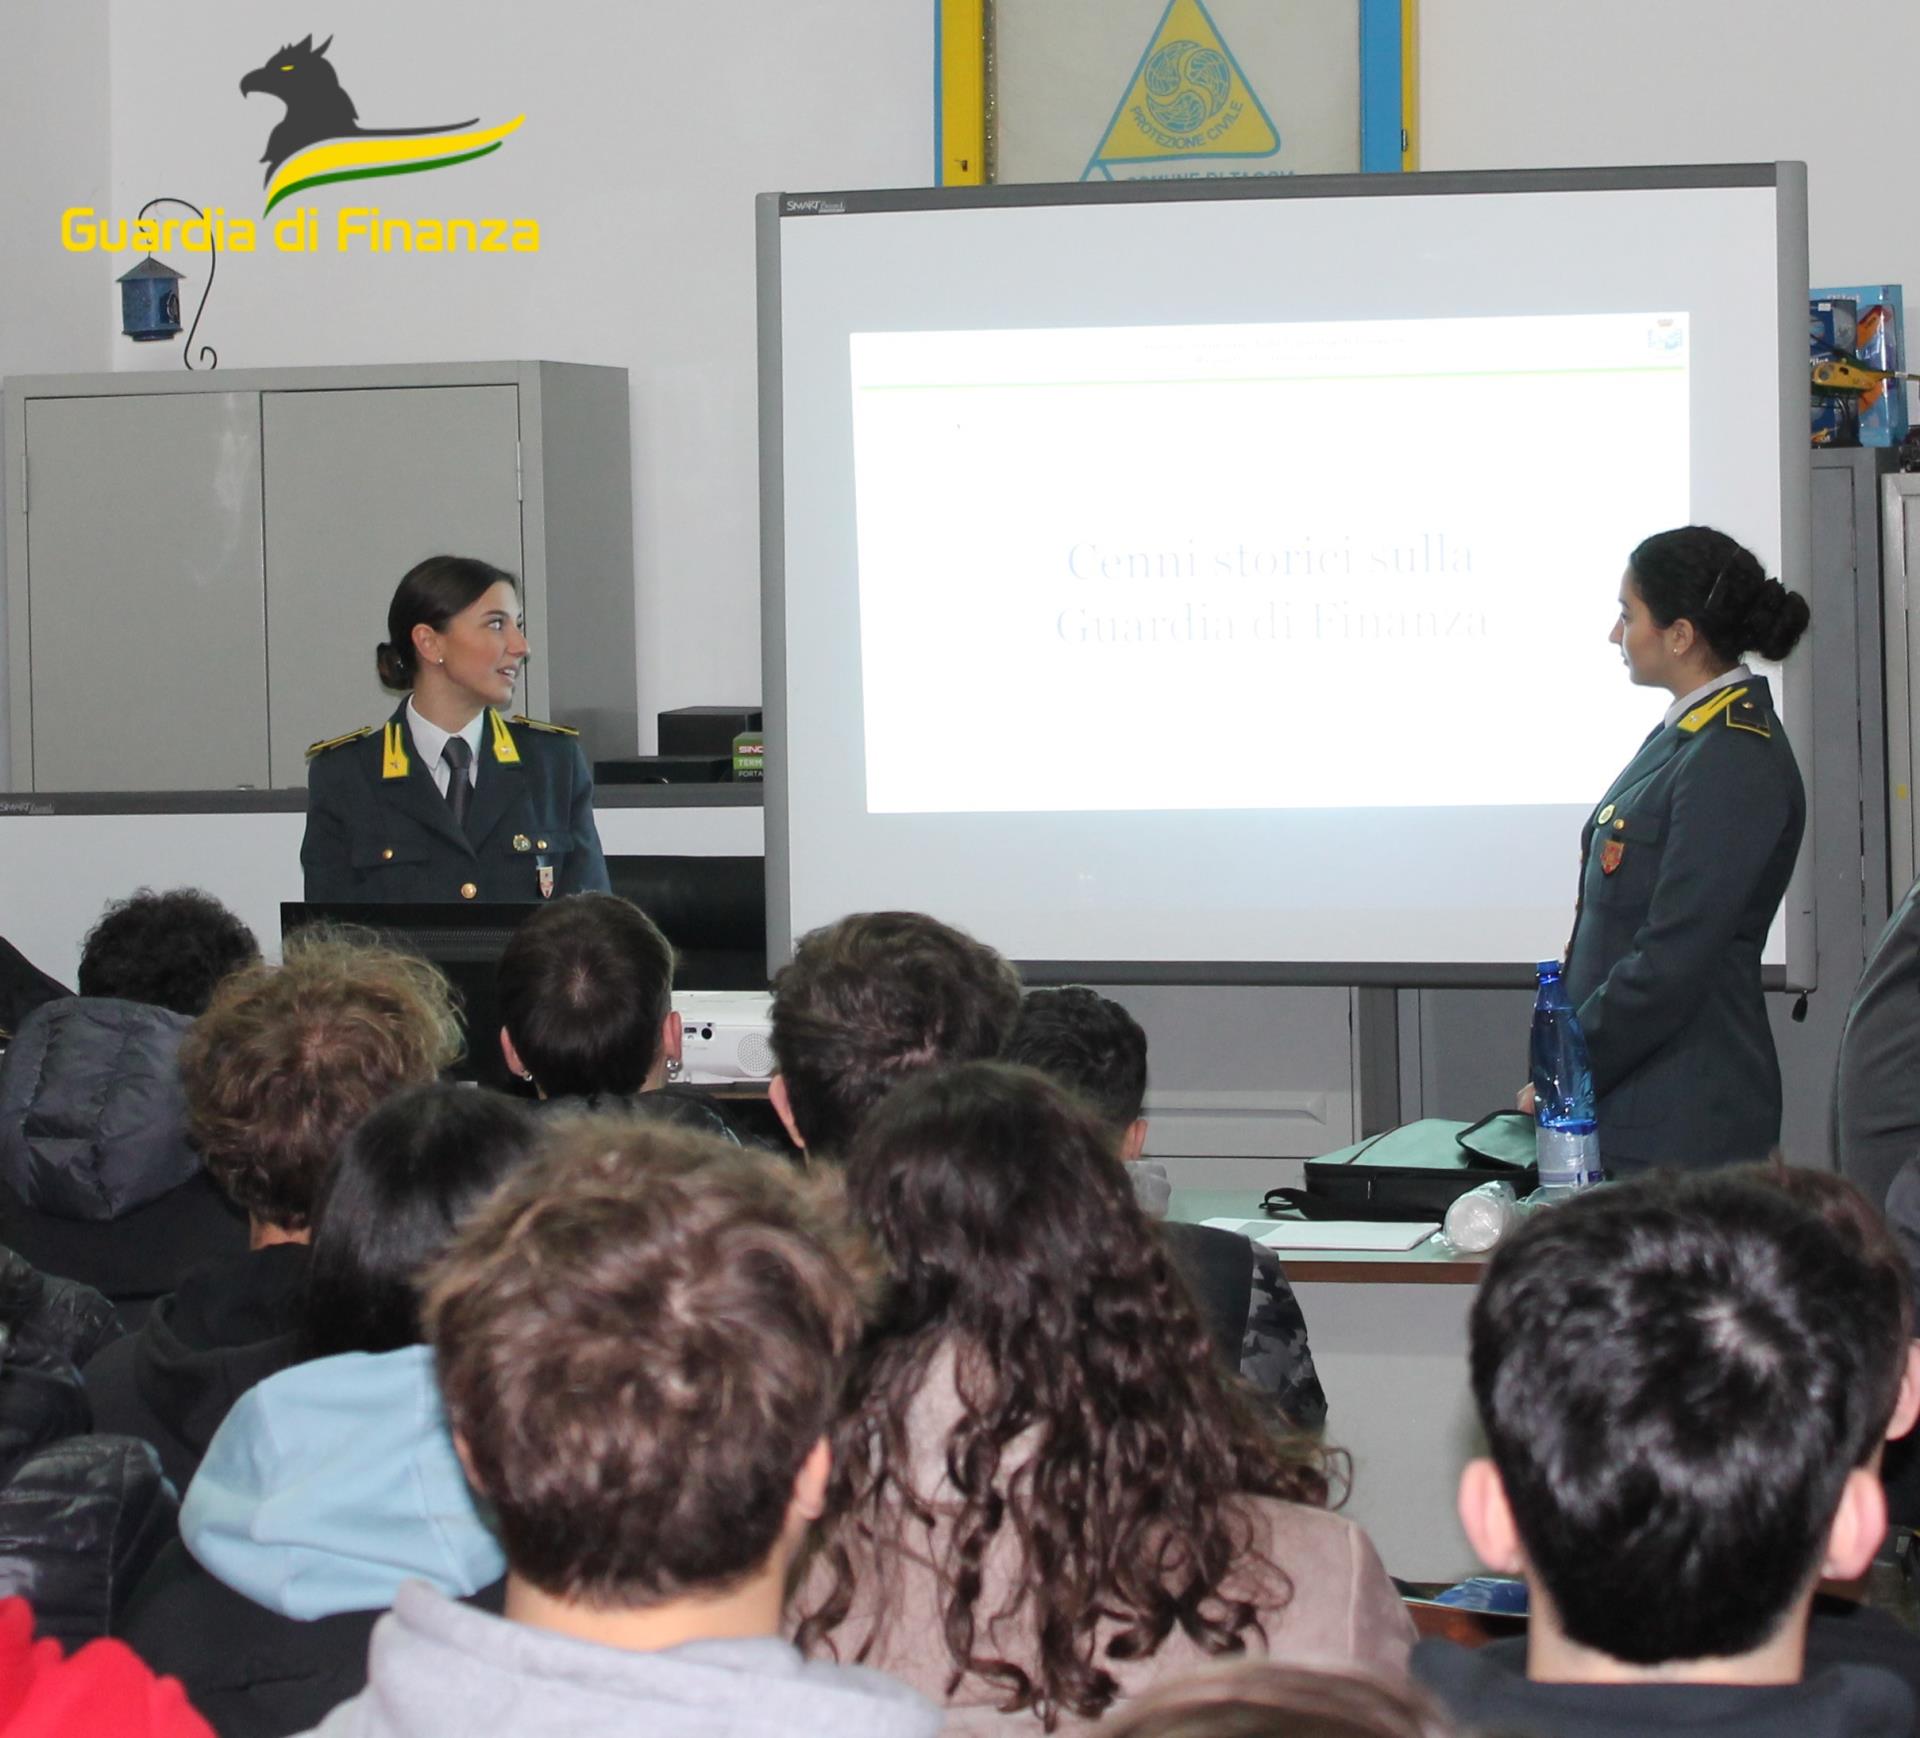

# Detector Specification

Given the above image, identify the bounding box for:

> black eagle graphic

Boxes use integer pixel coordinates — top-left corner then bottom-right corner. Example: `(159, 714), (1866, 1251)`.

(239, 35), (477, 187)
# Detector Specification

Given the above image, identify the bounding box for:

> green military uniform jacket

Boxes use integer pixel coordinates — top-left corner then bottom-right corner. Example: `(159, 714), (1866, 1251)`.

(1564, 676), (1804, 1172)
(301, 705), (611, 904)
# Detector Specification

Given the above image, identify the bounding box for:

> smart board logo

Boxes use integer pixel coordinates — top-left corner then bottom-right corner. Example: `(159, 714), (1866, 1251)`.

(785, 198), (848, 216)
(1085, 0), (1280, 181)
(240, 33), (525, 217)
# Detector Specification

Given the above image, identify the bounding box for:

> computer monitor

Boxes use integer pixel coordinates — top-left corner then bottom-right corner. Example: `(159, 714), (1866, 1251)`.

(281, 902), (539, 1093)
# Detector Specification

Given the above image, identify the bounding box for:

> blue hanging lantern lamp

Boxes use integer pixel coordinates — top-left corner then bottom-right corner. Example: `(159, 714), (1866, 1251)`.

(116, 197), (219, 368)
(117, 255), (184, 342)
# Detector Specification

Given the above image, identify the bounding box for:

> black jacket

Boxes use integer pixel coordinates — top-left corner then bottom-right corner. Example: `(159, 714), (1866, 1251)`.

(1415, 1635), (1914, 1738)
(0, 938), (68, 1049)
(0, 998), (245, 1315)
(1836, 873), (1920, 1213)
(0, 1434), (177, 1646)
(118, 1544), (504, 1738)
(0, 1247), (173, 1644)
(83, 1245), (308, 1494)
(301, 706), (611, 904)
(1565, 677), (1804, 1171)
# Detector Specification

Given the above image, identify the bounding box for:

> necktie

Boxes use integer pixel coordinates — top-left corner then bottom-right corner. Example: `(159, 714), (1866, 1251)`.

(442, 735), (474, 831)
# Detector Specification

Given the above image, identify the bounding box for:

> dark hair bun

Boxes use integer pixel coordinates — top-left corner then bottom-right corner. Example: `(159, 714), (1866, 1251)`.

(1740, 578), (1811, 663)
(374, 640), (414, 691)
(1628, 526), (1811, 666)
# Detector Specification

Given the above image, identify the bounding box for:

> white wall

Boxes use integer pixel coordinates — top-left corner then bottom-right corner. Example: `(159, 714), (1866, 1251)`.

(98, 2), (933, 749)
(1420, 0), (1920, 306)
(0, 0), (111, 778)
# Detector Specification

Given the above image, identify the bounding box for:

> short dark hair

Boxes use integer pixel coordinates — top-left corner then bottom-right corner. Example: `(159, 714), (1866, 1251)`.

(1739, 1157), (1914, 1437)
(179, 931), (462, 1232)
(376, 555), (517, 691)
(304, 1082), (541, 1357)
(769, 911), (1023, 1154)
(1629, 525), (1809, 666)
(495, 894), (676, 1096)
(1005, 985), (1148, 1131)
(77, 888), (259, 1017)
(1472, 1172), (1895, 1664)
(424, 1120), (865, 1606)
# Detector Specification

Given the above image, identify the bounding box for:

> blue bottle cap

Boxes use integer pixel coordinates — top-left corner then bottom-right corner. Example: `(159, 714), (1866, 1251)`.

(1535, 959), (1563, 980)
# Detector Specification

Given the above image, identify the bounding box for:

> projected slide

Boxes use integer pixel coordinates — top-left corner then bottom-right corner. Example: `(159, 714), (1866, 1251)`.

(851, 313), (1688, 815)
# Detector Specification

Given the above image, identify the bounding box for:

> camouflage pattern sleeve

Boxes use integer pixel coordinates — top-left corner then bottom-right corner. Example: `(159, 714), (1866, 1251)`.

(1240, 1243), (1327, 1432)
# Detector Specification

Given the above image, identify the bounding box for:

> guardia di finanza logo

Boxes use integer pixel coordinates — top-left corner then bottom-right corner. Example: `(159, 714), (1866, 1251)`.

(241, 34), (524, 214)
(60, 35), (534, 258)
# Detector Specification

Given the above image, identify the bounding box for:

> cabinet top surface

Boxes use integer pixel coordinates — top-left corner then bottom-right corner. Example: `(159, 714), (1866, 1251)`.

(3, 360), (626, 398)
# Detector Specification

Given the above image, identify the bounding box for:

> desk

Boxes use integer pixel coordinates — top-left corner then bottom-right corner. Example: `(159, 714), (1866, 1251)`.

(1172, 1189), (1485, 1582)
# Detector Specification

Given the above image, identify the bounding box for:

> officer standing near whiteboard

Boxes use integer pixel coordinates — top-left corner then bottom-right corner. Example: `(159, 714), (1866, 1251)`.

(1539, 526), (1809, 1175)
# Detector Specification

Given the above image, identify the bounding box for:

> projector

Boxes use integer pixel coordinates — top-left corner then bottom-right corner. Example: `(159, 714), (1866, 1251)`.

(672, 990), (775, 1084)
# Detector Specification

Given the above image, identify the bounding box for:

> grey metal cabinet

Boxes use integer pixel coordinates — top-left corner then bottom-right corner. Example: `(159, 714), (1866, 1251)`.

(22, 393), (269, 791)
(260, 385), (527, 787)
(4, 361), (635, 791)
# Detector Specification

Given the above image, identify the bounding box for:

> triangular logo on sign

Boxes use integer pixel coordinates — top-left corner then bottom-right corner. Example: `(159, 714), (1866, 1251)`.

(1084, 0), (1281, 180)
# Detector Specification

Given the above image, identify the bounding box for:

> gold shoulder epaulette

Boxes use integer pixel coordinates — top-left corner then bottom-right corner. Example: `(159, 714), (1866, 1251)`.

(510, 713), (579, 736)
(1725, 693), (1772, 738)
(1677, 686), (1747, 734)
(306, 725), (374, 759)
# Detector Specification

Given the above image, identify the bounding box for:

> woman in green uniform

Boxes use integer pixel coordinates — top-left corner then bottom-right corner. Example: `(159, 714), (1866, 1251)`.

(1540, 526), (1810, 1175)
(301, 556), (611, 904)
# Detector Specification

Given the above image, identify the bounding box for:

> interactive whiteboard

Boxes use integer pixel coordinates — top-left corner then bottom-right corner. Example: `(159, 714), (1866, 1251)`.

(759, 167), (1810, 982)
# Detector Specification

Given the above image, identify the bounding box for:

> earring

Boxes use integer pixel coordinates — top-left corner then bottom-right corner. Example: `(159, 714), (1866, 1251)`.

(437, 656), (446, 666)
(517, 1068), (534, 1082)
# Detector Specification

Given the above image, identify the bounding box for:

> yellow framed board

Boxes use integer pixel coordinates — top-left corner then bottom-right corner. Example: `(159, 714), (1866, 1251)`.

(938, 0), (1417, 186)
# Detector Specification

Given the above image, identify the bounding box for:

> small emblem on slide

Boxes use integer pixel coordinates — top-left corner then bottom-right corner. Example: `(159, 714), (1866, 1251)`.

(1600, 840), (1625, 876)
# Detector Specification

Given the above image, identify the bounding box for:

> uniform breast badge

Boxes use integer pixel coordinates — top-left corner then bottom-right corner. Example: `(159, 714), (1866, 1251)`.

(1600, 840), (1625, 875)
(537, 864), (555, 899)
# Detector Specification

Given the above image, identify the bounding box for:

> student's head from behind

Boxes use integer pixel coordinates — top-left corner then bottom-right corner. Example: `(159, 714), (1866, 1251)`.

(801, 1061), (1329, 1723)
(1100, 1662), (1460, 1738)
(767, 910), (1023, 1154)
(424, 1120), (865, 1608)
(1004, 985), (1149, 1160)
(494, 894), (680, 1098)
(77, 888), (259, 1018)
(179, 931), (462, 1238)
(1461, 1172), (1896, 1669)
(303, 1083), (541, 1358)
(1739, 1156), (1920, 1453)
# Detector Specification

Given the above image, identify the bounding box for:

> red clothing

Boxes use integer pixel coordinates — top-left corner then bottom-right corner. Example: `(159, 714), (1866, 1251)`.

(0, 1598), (212, 1738)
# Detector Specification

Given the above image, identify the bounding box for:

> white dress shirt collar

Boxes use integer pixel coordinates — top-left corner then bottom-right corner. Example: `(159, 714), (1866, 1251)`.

(404, 698), (484, 795)
(1661, 663), (1752, 731)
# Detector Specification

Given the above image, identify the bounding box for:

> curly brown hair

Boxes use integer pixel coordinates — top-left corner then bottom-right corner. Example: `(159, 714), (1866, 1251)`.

(793, 1062), (1337, 1728)
(179, 930), (461, 1232)
(425, 1119), (872, 1604)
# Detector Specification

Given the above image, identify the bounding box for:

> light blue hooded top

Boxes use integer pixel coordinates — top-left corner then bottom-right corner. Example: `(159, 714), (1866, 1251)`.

(181, 1344), (505, 1620)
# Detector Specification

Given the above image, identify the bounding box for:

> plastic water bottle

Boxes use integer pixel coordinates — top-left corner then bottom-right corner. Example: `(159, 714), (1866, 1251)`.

(1443, 1179), (1522, 1253)
(1529, 960), (1603, 1193)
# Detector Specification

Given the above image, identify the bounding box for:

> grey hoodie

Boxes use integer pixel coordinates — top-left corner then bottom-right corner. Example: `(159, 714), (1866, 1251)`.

(299, 1580), (941, 1738)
